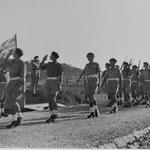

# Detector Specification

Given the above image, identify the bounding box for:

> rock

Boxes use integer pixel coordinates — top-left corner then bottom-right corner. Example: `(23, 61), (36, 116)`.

(133, 131), (143, 139)
(122, 135), (136, 144)
(114, 137), (127, 148)
(103, 143), (117, 148)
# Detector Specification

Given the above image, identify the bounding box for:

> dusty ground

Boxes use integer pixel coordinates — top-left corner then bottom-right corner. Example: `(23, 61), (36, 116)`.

(0, 104), (150, 148)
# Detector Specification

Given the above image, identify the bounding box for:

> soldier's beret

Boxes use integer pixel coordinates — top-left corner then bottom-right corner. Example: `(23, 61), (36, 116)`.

(87, 52), (94, 58)
(132, 65), (137, 68)
(51, 51), (59, 59)
(123, 61), (129, 66)
(109, 58), (117, 63)
(15, 48), (23, 57)
(33, 56), (39, 60)
(143, 62), (149, 66)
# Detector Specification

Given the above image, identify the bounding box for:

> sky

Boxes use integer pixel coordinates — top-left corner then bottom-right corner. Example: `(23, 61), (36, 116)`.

(0, 0), (150, 70)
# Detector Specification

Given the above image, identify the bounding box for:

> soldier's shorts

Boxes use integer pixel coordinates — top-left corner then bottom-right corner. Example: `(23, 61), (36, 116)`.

(85, 77), (98, 96)
(45, 79), (58, 110)
(4, 80), (22, 113)
(0, 83), (7, 101)
(131, 82), (139, 97)
(143, 81), (150, 95)
(107, 80), (119, 103)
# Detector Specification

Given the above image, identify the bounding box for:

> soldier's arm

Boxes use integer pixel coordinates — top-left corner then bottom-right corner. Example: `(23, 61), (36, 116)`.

(20, 62), (26, 93)
(97, 63), (101, 86)
(58, 64), (64, 90)
(118, 69), (122, 88)
(77, 67), (86, 83)
(40, 55), (48, 70)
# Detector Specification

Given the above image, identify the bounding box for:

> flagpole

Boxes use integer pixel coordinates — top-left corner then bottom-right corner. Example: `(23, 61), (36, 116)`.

(15, 34), (17, 49)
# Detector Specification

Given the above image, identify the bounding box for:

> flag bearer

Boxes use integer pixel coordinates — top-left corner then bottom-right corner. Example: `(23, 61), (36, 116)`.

(2, 48), (26, 128)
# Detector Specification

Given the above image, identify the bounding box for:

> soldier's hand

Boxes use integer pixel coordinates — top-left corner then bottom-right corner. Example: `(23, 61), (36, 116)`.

(42, 55), (48, 62)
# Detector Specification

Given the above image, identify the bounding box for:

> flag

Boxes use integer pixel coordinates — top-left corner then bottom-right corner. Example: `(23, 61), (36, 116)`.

(0, 34), (17, 59)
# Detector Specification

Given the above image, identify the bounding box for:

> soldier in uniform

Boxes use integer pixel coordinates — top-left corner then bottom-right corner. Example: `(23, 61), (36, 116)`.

(140, 62), (150, 107)
(40, 51), (63, 123)
(102, 58), (121, 113)
(0, 64), (9, 117)
(31, 56), (40, 96)
(102, 63), (111, 106)
(2, 48), (26, 128)
(130, 65), (140, 105)
(121, 62), (131, 107)
(77, 52), (100, 118)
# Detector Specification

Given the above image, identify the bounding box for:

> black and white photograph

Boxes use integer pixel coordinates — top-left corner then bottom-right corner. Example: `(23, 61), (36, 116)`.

(1, 0), (150, 149)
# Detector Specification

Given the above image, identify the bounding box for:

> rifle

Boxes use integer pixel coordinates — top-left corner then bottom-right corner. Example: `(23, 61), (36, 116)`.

(120, 56), (127, 70)
(137, 60), (141, 71)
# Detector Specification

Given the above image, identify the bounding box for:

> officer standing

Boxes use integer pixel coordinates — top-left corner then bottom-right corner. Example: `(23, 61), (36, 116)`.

(40, 51), (63, 123)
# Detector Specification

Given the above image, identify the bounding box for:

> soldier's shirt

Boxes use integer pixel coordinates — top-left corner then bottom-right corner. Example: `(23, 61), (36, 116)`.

(107, 67), (121, 79)
(130, 70), (139, 81)
(5, 59), (26, 79)
(140, 69), (150, 81)
(31, 60), (40, 70)
(40, 61), (63, 77)
(83, 62), (100, 76)
(121, 70), (130, 79)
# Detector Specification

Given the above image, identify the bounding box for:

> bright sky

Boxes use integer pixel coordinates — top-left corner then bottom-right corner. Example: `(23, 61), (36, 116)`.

(0, 0), (150, 70)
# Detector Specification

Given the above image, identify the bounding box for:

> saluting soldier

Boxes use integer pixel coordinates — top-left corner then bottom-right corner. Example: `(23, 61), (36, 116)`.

(130, 65), (140, 105)
(2, 48), (26, 128)
(121, 62), (131, 108)
(77, 52), (100, 118)
(102, 58), (121, 113)
(31, 56), (40, 96)
(40, 51), (63, 123)
(0, 64), (9, 117)
(140, 62), (150, 107)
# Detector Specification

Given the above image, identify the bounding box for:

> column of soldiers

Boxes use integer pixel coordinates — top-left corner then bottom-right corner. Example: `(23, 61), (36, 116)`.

(1, 49), (150, 129)
(101, 59), (150, 112)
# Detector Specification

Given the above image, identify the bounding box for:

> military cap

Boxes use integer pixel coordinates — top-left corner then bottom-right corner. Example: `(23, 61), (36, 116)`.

(123, 61), (129, 66)
(132, 65), (138, 68)
(87, 52), (95, 58)
(109, 58), (117, 63)
(51, 51), (59, 59)
(143, 62), (149, 66)
(33, 56), (39, 60)
(15, 48), (23, 57)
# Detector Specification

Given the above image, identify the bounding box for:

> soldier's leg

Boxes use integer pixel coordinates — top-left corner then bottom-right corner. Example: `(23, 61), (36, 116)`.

(45, 80), (58, 123)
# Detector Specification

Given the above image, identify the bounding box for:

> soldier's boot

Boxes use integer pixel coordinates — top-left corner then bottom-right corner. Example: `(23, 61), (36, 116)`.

(145, 101), (150, 108)
(87, 112), (95, 118)
(93, 105), (100, 117)
(110, 103), (118, 113)
(46, 115), (56, 123)
(6, 121), (17, 129)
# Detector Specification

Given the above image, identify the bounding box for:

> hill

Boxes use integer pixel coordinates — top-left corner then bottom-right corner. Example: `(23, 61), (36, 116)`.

(25, 61), (85, 105)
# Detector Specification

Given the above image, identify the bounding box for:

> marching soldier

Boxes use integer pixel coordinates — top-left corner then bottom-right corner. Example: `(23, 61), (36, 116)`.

(140, 62), (150, 107)
(2, 48), (26, 128)
(121, 62), (131, 108)
(102, 63), (111, 106)
(130, 65), (140, 105)
(102, 58), (121, 113)
(31, 56), (40, 96)
(77, 52), (100, 118)
(0, 64), (9, 117)
(40, 51), (63, 123)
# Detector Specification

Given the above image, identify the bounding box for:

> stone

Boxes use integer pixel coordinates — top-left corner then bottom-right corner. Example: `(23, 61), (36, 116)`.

(114, 137), (127, 148)
(103, 143), (117, 148)
(122, 135), (136, 144)
(133, 131), (143, 139)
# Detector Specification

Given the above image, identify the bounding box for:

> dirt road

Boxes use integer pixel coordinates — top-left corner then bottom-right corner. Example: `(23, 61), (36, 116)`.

(0, 104), (150, 148)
